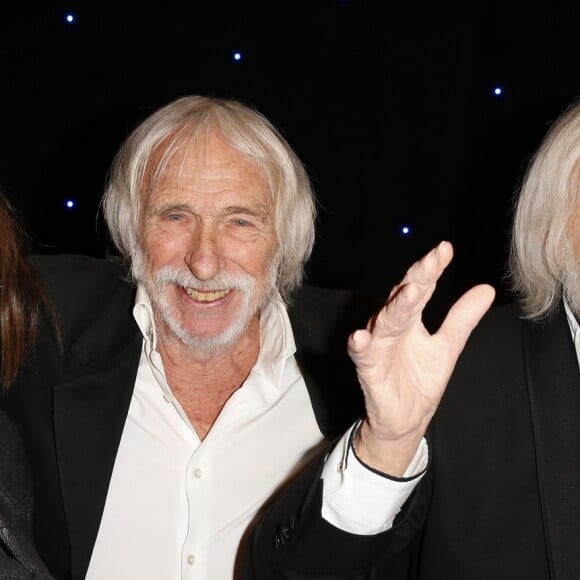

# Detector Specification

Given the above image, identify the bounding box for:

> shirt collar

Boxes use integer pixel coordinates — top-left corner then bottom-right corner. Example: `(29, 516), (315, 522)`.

(254, 294), (297, 385)
(564, 299), (580, 363)
(133, 285), (157, 349)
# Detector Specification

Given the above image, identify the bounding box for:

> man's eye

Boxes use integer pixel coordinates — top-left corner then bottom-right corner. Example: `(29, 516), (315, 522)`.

(232, 218), (250, 227)
(166, 213), (183, 221)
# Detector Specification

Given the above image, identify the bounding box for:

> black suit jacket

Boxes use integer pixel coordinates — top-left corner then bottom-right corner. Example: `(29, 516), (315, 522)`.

(0, 410), (54, 579)
(416, 301), (580, 580)
(1, 254), (430, 579)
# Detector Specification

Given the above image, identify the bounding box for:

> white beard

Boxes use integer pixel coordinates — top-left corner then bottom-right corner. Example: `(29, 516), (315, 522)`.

(132, 251), (277, 352)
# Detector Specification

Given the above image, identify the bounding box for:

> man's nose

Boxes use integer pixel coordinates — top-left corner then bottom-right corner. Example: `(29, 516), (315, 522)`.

(184, 224), (222, 281)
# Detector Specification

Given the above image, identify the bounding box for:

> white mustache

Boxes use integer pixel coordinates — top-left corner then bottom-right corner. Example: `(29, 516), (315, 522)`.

(152, 265), (256, 294)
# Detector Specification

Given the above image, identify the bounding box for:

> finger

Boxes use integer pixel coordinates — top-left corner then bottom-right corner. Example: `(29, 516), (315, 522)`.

(401, 241), (454, 288)
(347, 328), (372, 354)
(374, 281), (426, 334)
(437, 283), (495, 357)
(373, 242), (453, 334)
(385, 241), (453, 306)
(350, 241), (456, 344)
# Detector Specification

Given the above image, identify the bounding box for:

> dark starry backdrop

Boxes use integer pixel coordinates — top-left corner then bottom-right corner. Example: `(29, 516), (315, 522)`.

(1, 0), (580, 322)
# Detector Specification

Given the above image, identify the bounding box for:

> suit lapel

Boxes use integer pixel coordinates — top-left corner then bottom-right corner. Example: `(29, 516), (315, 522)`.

(525, 305), (580, 579)
(52, 278), (142, 580)
(289, 285), (380, 438)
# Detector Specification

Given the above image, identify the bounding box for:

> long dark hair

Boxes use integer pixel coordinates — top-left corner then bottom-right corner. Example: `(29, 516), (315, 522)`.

(0, 193), (44, 387)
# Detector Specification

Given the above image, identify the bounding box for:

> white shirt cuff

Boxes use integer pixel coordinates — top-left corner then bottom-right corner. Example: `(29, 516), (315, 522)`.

(321, 421), (428, 534)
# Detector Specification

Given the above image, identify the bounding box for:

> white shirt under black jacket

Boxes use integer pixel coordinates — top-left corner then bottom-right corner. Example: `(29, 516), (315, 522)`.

(86, 286), (428, 579)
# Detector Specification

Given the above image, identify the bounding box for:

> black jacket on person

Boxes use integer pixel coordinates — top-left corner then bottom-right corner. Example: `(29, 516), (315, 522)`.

(0, 254), (430, 580)
(0, 408), (54, 579)
(414, 301), (580, 580)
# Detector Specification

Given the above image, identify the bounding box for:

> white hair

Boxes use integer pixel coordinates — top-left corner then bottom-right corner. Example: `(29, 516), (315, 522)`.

(509, 99), (580, 320)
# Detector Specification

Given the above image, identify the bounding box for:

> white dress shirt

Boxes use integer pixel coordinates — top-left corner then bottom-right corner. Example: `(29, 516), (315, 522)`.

(565, 300), (580, 363)
(86, 287), (427, 579)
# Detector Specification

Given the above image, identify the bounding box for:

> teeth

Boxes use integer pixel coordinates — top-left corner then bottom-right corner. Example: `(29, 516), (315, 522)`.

(185, 288), (230, 302)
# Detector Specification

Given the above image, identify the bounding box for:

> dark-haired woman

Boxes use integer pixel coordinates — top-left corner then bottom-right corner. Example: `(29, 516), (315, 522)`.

(0, 192), (54, 578)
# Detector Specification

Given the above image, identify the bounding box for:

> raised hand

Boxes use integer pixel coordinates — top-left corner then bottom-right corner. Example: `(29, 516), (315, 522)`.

(348, 241), (495, 475)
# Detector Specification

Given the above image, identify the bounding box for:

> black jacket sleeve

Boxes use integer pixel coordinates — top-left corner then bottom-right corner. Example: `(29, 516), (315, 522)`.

(240, 442), (431, 579)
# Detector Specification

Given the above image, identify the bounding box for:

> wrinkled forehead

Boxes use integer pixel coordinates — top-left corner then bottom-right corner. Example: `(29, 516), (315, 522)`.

(141, 129), (275, 201)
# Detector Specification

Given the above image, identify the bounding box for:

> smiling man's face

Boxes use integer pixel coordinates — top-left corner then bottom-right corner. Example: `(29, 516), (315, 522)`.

(136, 132), (278, 352)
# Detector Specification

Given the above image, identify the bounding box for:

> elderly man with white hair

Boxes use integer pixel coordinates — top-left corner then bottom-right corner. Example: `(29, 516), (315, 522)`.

(1, 95), (493, 579)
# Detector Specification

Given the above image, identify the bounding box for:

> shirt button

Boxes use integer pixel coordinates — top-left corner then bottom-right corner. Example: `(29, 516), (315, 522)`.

(187, 554), (196, 565)
(193, 468), (202, 478)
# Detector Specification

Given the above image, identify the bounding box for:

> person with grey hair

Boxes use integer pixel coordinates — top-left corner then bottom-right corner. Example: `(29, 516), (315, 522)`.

(0, 95), (493, 579)
(375, 98), (580, 579)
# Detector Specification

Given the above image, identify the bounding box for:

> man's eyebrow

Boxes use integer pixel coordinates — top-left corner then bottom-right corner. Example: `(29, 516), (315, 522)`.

(147, 202), (192, 215)
(220, 205), (272, 221)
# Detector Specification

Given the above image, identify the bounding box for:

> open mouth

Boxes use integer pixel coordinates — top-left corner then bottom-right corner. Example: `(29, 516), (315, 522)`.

(185, 288), (231, 302)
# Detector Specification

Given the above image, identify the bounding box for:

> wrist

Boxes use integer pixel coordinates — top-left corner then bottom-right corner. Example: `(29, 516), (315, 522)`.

(353, 419), (424, 477)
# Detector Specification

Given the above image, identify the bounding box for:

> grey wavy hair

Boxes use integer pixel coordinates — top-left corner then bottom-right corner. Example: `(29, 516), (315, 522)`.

(509, 99), (580, 320)
(102, 95), (316, 301)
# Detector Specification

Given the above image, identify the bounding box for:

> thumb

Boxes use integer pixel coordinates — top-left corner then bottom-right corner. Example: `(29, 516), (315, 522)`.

(438, 284), (495, 357)
(347, 329), (372, 356)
